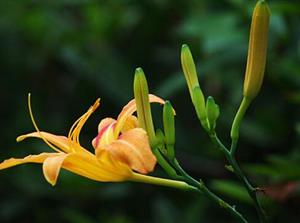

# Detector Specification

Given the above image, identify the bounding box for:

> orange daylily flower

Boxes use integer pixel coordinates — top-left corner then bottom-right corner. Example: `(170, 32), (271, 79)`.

(0, 94), (165, 186)
(92, 94), (165, 174)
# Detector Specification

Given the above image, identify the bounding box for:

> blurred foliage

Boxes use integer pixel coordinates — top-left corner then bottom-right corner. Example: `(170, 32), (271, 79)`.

(1, 0), (300, 222)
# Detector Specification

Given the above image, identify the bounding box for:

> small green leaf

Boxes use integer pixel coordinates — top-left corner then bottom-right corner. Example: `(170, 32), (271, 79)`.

(225, 165), (234, 172)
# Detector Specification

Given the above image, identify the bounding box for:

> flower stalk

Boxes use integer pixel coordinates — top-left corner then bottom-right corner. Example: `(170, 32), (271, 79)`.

(209, 133), (267, 223)
(171, 159), (248, 223)
(130, 173), (194, 191)
(230, 97), (251, 155)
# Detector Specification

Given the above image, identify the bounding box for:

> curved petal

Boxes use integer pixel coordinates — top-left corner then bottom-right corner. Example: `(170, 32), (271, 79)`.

(43, 153), (69, 186)
(17, 132), (88, 154)
(114, 94), (165, 138)
(92, 119), (116, 149)
(97, 118), (116, 133)
(95, 149), (133, 178)
(121, 115), (139, 133)
(96, 128), (156, 174)
(43, 152), (133, 185)
(17, 132), (70, 152)
(0, 152), (61, 170)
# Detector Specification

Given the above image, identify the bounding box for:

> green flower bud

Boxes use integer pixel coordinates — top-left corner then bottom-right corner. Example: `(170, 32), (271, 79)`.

(243, 0), (270, 99)
(134, 68), (156, 145)
(206, 96), (220, 131)
(181, 44), (207, 129)
(163, 101), (175, 159)
(181, 44), (200, 96)
(192, 86), (208, 130)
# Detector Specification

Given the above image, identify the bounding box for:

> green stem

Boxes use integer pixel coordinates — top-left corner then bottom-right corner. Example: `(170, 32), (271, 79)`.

(210, 134), (267, 223)
(230, 97), (251, 155)
(153, 148), (178, 177)
(131, 173), (196, 191)
(172, 159), (248, 223)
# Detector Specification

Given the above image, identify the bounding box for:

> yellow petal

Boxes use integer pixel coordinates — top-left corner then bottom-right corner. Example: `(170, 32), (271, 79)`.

(0, 152), (61, 170)
(64, 154), (132, 182)
(121, 115), (139, 132)
(96, 128), (156, 174)
(96, 149), (133, 177)
(17, 132), (69, 151)
(43, 152), (133, 185)
(43, 153), (69, 186)
(114, 94), (165, 138)
(17, 131), (87, 154)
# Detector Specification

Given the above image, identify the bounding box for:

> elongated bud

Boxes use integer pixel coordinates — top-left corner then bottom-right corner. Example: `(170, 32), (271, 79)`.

(163, 101), (175, 159)
(192, 86), (209, 130)
(134, 68), (156, 145)
(206, 96), (220, 131)
(181, 44), (200, 96)
(181, 44), (207, 129)
(243, 0), (270, 99)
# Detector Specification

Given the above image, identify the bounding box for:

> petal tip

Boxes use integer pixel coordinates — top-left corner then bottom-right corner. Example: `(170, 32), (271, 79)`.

(45, 177), (57, 186)
(16, 135), (26, 142)
(181, 43), (188, 50)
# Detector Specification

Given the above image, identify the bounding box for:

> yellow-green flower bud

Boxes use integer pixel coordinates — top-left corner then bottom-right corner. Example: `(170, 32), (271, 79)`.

(192, 86), (208, 130)
(243, 0), (270, 99)
(134, 68), (156, 145)
(181, 44), (207, 129)
(181, 44), (200, 97)
(163, 101), (175, 159)
(206, 96), (220, 131)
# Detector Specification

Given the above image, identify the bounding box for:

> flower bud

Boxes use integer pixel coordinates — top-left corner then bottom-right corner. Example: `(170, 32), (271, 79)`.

(134, 68), (156, 145)
(243, 0), (270, 99)
(181, 44), (207, 129)
(163, 101), (175, 159)
(206, 96), (220, 131)
(181, 44), (200, 96)
(192, 86), (208, 130)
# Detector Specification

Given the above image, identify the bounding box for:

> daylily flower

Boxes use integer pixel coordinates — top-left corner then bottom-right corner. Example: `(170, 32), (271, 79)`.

(92, 94), (165, 174)
(0, 94), (171, 186)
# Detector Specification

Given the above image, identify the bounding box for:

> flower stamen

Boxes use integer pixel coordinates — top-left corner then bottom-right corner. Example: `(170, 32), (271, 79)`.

(27, 93), (63, 153)
(67, 99), (100, 150)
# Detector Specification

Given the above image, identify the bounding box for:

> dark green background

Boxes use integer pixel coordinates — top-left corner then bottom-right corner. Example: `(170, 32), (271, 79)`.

(1, 0), (300, 222)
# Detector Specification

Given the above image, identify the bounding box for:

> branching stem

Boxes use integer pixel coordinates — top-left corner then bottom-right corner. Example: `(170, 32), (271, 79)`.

(209, 133), (267, 223)
(171, 159), (248, 223)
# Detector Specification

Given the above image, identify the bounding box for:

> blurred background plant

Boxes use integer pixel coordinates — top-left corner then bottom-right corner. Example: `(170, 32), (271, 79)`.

(1, 0), (300, 222)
